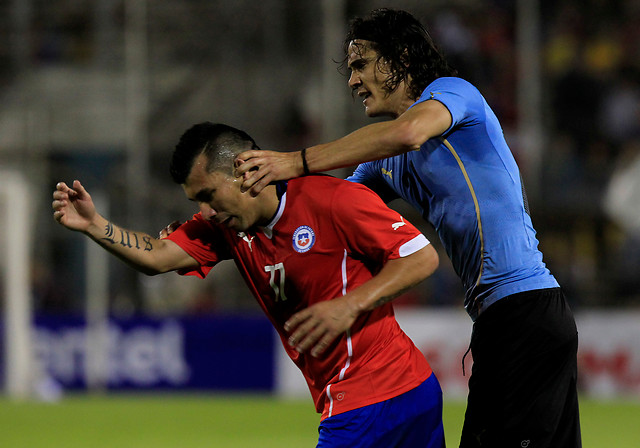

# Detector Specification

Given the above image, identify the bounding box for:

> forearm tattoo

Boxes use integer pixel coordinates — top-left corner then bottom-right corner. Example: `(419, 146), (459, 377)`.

(372, 282), (415, 309)
(372, 295), (396, 309)
(101, 221), (153, 251)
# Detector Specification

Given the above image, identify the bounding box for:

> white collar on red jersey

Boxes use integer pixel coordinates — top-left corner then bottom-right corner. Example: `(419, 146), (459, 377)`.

(260, 191), (287, 239)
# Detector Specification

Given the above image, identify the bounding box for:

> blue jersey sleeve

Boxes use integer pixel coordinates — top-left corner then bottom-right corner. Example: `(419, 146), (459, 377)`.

(413, 77), (486, 136)
(347, 162), (400, 204)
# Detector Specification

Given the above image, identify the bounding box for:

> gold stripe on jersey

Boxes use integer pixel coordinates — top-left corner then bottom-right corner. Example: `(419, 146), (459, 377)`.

(442, 138), (485, 288)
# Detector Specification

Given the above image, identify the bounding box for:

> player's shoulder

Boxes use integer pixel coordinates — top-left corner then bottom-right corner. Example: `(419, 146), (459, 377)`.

(428, 76), (476, 90)
(421, 76), (482, 100)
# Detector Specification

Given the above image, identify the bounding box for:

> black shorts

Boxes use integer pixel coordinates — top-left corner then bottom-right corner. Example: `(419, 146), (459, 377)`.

(460, 288), (581, 448)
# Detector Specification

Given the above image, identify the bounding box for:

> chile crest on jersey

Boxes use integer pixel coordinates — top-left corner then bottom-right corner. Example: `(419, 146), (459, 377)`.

(292, 225), (316, 253)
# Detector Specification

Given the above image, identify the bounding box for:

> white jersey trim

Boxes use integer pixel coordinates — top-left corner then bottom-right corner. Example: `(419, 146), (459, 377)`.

(399, 234), (430, 257)
(260, 191), (287, 239)
(327, 250), (353, 418)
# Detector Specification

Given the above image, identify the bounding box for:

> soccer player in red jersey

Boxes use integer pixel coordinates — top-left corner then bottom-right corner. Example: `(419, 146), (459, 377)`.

(53, 122), (444, 447)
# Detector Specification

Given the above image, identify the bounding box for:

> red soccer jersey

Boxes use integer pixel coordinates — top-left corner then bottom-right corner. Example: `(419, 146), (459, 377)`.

(167, 175), (433, 419)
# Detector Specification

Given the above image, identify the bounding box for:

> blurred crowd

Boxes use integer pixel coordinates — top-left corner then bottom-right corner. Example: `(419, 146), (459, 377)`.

(1, 0), (638, 316)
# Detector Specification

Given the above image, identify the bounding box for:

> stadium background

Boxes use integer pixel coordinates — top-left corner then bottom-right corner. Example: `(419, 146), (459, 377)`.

(0, 0), (639, 446)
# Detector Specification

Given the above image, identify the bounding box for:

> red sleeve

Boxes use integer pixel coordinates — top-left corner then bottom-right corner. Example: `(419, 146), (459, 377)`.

(166, 213), (232, 279)
(329, 182), (429, 263)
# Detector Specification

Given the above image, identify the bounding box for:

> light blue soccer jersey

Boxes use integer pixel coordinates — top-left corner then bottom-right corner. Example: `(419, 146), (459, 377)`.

(348, 77), (558, 321)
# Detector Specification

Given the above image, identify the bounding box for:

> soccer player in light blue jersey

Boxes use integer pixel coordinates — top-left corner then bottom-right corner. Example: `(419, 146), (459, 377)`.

(237, 8), (581, 448)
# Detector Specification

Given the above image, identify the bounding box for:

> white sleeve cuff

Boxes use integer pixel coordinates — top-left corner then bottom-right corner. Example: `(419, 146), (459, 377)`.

(398, 234), (430, 257)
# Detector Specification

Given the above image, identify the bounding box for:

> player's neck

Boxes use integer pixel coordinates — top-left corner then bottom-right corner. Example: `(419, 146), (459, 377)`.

(254, 184), (280, 228)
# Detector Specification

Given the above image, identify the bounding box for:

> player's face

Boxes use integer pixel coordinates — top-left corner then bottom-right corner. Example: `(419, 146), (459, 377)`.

(347, 39), (411, 118)
(183, 155), (264, 232)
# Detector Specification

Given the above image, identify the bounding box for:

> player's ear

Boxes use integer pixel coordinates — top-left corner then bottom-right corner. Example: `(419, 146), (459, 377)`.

(400, 48), (410, 68)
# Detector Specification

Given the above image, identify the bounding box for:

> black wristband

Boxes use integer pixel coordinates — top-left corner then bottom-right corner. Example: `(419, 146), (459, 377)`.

(301, 148), (310, 175)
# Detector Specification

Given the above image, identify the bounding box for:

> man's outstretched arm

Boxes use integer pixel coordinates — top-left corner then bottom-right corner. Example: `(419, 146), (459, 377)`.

(235, 99), (452, 195)
(52, 180), (198, 275)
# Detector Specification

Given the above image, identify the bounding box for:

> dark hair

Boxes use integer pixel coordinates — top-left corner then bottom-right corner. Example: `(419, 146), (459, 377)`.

(170, 122), (259, 184)
(342, 8), (457, 100)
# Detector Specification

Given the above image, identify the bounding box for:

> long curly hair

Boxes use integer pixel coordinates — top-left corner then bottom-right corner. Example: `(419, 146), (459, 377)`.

(341, 8), (457, 100)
